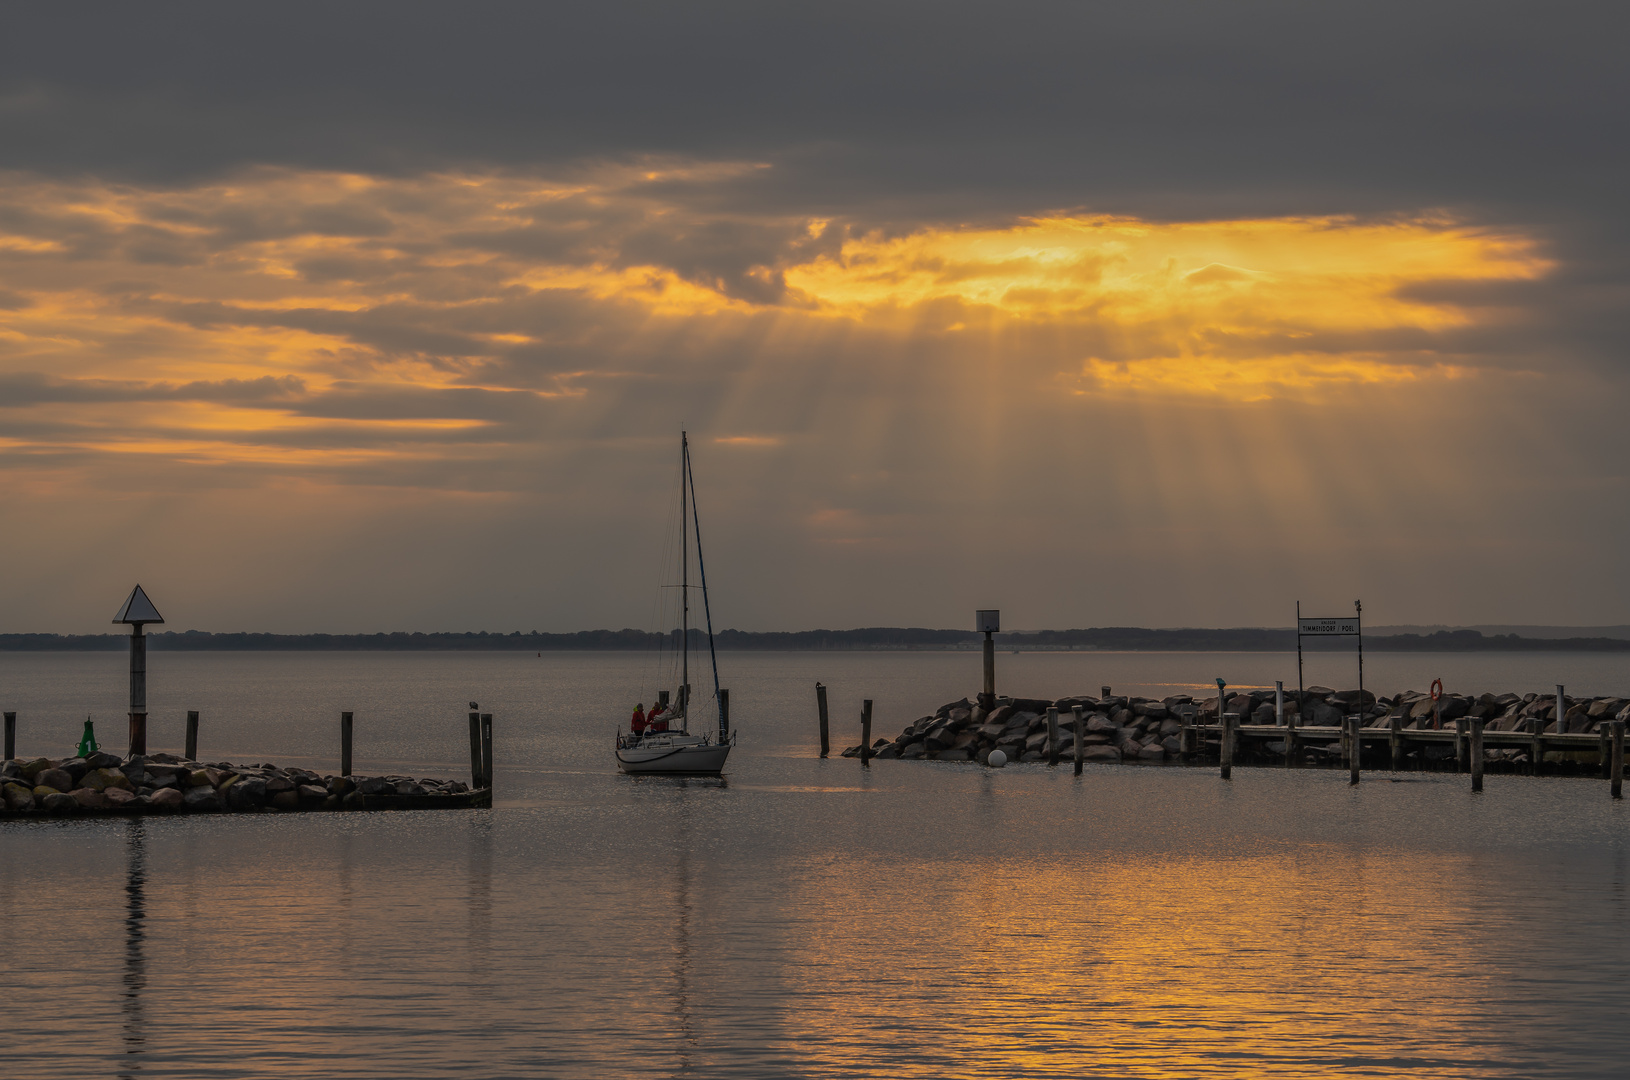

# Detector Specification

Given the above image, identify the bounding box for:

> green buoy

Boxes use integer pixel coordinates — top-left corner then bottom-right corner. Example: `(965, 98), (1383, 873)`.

(76, 716), (98, 758)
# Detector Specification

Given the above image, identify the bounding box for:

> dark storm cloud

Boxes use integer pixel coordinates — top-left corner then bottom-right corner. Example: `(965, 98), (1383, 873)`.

(1, 2), (1623, 221)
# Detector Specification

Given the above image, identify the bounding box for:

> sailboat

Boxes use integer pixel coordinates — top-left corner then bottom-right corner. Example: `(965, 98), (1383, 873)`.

(615, 432), (736, 775)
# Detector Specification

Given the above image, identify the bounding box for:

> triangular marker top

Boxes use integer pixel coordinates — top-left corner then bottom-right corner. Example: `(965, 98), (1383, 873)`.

(113, 584), (165, 625)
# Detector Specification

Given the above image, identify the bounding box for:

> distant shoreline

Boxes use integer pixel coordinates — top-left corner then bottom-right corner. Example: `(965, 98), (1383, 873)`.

(3, 628), (1629, 652)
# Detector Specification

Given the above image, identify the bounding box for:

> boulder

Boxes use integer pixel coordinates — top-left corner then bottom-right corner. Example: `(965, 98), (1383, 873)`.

(926, 726), (957, 750)
(70, 787), (110, 809)
(40, 792), (78, 814)
(393, 781), (428, 796)
(264, 776), (295, 793)
(105, 787), (138, 808)
(18, 757), (52, 780)
(36, 768), (74, 792)
(182, 786), (220, 811)
(148, 788), (184, 809)
(3, 782), (35, 811)
(1019, 750), (1044, 762)
(899, 742), (926, 759)
(1162, 735), (1181, 753)
(1082, 745), (1120, 762)
(226, 777), (268, 810)
(1158, 718), (1183, 737)
(355, 776), (392, 795)
(57, 758), (90, 783)
(1133, 702), (1169, 719)
(85, 751), (123, 770)
(32, 784), (61, 800)
(931, 748), (971, 761)
(1305, 700), (1344, 726)
(1137, 743), (1165, 762)
(952, 730), (979, 750)
(270, 790), (299, 810)
(985, 705), (1015, 728)
(1251, 703), (1276, 724)
(92, 768), (133, 792)
(326, 775), (356, 796)
(1085, 714), (1116, 734)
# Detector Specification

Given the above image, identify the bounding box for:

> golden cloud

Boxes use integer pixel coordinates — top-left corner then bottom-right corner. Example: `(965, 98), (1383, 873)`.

(0, 167), (1552, 483)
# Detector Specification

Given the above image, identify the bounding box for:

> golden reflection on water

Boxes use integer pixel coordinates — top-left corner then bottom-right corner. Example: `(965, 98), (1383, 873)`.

(778, 850), (1491, 1077)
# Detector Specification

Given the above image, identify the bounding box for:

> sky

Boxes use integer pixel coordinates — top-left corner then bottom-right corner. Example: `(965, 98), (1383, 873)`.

(2, 2), (1627, 634)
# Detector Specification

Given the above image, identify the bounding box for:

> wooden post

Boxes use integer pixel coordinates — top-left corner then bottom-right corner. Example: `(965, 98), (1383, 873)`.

(981, 634), (996, 709)
(1531, 715), (1544, 776)
(1072, 705), (1084, 775)
(1284, 698), (1299, 768)
(468, 710), (483, 788)
(3, 711), (13, 761)
(816, 682), (830, 758)
(1613, 720), (1624, 800)
(1390, 715), (1403, 772)
(1101, 686), (1111, 700)
(1220, 713), (1235, 780)
(860, 699), (873, 766)
(1349, 715), (1361, 785)
(185, 710), (199, 762)
(1046, 707), (1060, 766)
(1275, 681), (1284, 725)
(340, 711), (353, 777)
(1456, 717), (1468, 773)
(480, 713), (494, 792)
(718, 688), (730, 744)
(1602, 723), (1613, 780)
(1179, 708), (1195, 758)
(128, 625), (147, 757)
(1471, 718), (1485, 792)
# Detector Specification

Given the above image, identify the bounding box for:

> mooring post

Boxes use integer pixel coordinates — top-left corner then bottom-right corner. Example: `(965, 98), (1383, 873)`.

(185, 710), (199, 762)
(340, 711), (353, 777)
(860, 699), (873, 766)
(480, 713), (494, 792)
(1471, 718), (1485, 792)
(1220, 713), (1235, 780)
(1602, 723), (1613, 780)
(1613, 720), (1625, 800)
(1456, 717), (1468, 773)
(1072, 705), (1084, 775)
(1284, 699), (1299, 768)
(1046, 706), (1060, 766)
(3, 711), (14, 761)
(1349, 715), (1361, 785)
(1390, 715), (1403, 772)
(468, 709), (483, 788)
(1275, 681), (1284, 725)
(1531, 715), (1545, 776)
(1101, 686), (1111, 700)
(816, 682), (830, 758)
(1178, 707), (1194, 758)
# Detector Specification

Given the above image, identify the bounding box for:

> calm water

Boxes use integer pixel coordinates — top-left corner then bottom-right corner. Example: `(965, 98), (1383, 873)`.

(3, 649), (1629, 1078)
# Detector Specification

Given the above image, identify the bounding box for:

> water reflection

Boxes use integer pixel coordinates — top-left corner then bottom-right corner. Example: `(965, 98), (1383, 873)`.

(671, 793), (697, 1069)
(119, 817), (147, 1078)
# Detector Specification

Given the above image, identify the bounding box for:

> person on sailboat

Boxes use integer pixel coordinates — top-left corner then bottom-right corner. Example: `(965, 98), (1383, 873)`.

(648, 703), (669, 733)
(631, 704), (647, 734)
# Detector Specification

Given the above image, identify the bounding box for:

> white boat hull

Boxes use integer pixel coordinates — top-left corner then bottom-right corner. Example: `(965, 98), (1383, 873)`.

(616, 734), (732, 775)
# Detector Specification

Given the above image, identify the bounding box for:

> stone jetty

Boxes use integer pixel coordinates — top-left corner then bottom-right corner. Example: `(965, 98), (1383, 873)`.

(1, 751), (485, 816)
(846, 687), (1630, 767)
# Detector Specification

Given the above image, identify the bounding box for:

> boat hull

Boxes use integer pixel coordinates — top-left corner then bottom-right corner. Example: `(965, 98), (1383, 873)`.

(616, 740), (731, 775)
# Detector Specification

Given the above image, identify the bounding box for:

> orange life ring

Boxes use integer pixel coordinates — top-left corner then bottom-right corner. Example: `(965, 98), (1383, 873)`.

(1430, 678), (1443, 702)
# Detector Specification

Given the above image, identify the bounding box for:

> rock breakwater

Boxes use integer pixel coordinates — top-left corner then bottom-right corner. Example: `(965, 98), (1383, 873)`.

(1, 751), (482, 816)
(844, 687), (1630, 767)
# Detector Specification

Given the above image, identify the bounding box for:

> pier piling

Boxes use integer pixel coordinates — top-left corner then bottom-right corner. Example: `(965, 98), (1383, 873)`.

(3, 711), (13, 761)
(1220, 713), (1236, 780)
(185, 711), (199, 762)
(1472, 718), (1485, 792)
(1275, 681), (1284, 725)
(1072, 705), (1083, 775)
(1531, 715), (1545, 775)
(1390, 715), (1403, 772)
(1046, 707), (1059, 766)
(816, 682), (830, 758)
(1602, 724), (1613, 780)
(340, 711), (353, 777)
(1456, 717), (1468, 773)
(860, 699), (873, 766)
(480, 713), (493, 792)
(1613, 720), (1624, 800)
(468, 709), (483, 788)
(1348, 715), (1361, 785)
(1284, 701), (1299, 768)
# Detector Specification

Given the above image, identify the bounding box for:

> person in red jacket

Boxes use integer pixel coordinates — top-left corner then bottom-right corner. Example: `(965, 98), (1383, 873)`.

(648, 704), (668, 733)
(631, 704), (647, 734)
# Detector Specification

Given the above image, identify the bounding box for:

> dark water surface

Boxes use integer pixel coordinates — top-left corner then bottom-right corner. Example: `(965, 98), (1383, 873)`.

(3, 650), (1629, 1078)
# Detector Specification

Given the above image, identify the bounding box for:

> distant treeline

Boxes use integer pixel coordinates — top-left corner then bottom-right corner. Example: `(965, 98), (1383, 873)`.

(2, 627), (1628, 651)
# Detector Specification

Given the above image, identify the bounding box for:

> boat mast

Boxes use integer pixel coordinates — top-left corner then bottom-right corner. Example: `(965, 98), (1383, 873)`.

(681, 431), (689, 712)
(686, 440), (722, 730)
